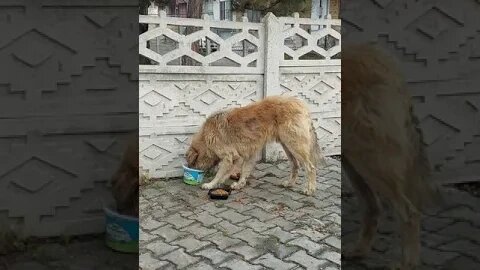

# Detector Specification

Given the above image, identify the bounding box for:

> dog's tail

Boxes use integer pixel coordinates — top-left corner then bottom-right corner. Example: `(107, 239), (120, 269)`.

(310, 120), (328, 167)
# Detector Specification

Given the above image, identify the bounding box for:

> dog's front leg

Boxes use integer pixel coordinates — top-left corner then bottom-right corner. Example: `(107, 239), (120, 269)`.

(201, 159), (233, 190)
(231, 157), (256, 190)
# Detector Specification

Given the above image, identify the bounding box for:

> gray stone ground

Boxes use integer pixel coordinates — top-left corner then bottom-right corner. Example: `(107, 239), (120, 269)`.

(342, 176), (480, 269)
(2, 237), (137, 270)
(140, 158), (341, 270)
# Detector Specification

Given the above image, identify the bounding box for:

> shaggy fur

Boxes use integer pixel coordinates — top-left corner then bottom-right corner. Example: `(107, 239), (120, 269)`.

(111, 136), (139, 217)
(342, 44), (439, 268)
(186, 96), (327, 195)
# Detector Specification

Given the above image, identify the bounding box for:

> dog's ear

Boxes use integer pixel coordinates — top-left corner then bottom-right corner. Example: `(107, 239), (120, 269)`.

(186, 147), (198, 167)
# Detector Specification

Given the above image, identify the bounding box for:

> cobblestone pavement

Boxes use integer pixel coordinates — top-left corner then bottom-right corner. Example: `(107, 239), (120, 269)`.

(140, 158), (341, 270)
(2, 236), (137, 270)
(342, 177), (480, 269)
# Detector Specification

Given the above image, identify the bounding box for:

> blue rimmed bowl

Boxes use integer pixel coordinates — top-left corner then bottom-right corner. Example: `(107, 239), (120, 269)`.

(104, 206), (139, 253)
(182, 164), (204, 185)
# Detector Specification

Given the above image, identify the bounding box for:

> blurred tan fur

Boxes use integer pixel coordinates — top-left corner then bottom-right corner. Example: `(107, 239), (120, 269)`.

(111, 136), (139, 217)
(342, 44), (439, 268)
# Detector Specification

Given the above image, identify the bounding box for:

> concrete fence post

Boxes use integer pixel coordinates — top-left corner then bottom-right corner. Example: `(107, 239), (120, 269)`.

(262, 12), (282, 161)
(262, 12), (281, 97)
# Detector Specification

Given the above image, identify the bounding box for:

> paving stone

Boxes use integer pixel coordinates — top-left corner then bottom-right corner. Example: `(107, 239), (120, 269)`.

(211, 219), (243, 236)
(198, 202), (229, 215)
(287, 236), (324, 255)
(259, 183), (287, 194)
(145, 241), (178, 256)
(443, 255), (480, 270)
(140, 230), (157, 243)
(159, 263), (176, 270)
(179, 210), (195, 218)
(181, 223), (218, 238)
(142, 217), (166, 231)
(421, 246), (459, 266)
(244, 207), (277, 222)
(422, 216), (454, 232)
(437, 221), (480, 242)
(272, 244), (301, 260)
(195, 247), (235, 265)
(263, 227), (297, 243)
(285, 250), (327, 270)
(207, 232), (244, 249)
(187, 262), (217, 270)
(320, 250), (341, 265)
(172, 236), (211, 253)
(253, 253), (298, 270)
(438, 205), (480, 226)
(225, 200), (255, 212)
(143, 188), (163, 199)
(269, 217), (299, 231)
(291, 228), (327, 242)
(233, 229), (269, 247)
(219, 258), (264, 270)
(437, 239), (480, 261)
(139, 253), (169, 270)
(140, 158), (342, 270)
(226, 244), (266, 260)
(283, 190), (308, 200)
(161, 248), (200, 269)
(152, 225), (189, 242)
(323, 236), (341, 250)
(192, 211), (223, 226)
(164, 213), (195, 229)
(218, 209), (252, 224)
(243, 218), (276, 233)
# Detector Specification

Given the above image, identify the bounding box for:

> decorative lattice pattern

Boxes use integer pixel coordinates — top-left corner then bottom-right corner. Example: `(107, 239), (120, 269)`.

(280, 14), (341, 66)
(139, 11), (265, 74)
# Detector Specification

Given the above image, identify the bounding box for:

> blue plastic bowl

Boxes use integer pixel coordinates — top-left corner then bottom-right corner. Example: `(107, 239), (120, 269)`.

(104, 206), (139, 253)
(182, 164), (204, 185)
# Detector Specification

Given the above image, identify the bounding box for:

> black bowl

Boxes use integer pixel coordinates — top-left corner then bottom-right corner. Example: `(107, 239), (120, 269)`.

(208, 187), (232, 200)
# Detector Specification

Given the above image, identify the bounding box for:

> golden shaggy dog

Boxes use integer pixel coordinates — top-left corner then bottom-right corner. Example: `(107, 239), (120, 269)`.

(186, 96), (326, 195)
(110, 136), (139, 217)
(342, 44), (439, 268)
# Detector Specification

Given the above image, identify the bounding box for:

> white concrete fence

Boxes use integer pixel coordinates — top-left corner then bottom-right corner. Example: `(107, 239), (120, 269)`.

(139, 11), (341, 178)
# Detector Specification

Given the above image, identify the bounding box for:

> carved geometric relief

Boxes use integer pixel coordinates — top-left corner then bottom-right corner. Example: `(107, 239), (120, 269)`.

(0, 1), (137, 237)
(139, 74), (264, 178)
(342, 0), (480, 183)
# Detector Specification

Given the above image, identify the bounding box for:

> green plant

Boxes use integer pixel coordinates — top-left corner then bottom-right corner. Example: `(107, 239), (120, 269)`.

(0, 226), (25, 255)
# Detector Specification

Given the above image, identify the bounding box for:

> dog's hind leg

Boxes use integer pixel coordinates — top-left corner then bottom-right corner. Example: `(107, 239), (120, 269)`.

(399, 209), (421, 269)
(342, 158), (380, 259)
(231, 156), (256, 190)
(279, 139), (316, 195)
(280, 142), (299, 188)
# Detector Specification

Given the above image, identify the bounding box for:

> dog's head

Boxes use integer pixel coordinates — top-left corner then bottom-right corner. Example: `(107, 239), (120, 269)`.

(186, 132), (219, 171)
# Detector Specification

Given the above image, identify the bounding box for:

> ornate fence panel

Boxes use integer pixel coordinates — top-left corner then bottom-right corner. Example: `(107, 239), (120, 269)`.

(139, 11), (341, 178)
(342, 0), (480, 184)
(0, 1), (137, 237)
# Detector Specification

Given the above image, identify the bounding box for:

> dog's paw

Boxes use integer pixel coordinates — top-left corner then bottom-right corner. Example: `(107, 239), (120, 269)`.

(231, 181), (245, 190)
(302, 187), (315, 196)
(201, 183), (214, 190)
